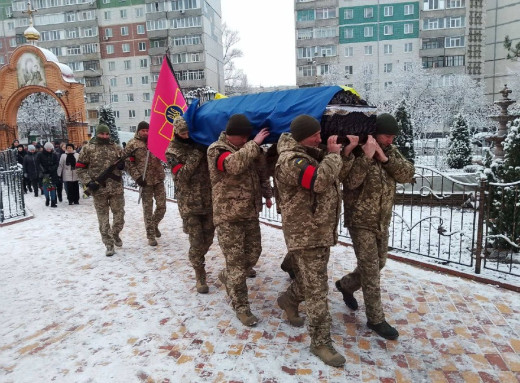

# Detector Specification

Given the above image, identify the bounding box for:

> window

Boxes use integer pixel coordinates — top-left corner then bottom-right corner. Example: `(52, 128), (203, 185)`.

(404, 23), (413, 34)
(364, 26), (373, 37)
(344, 46), (353, 57)
(449, 16), (463, 28)
(129, 110), (136, 118)
(314, 27), (335, 39)
(404, 42), (413, 52)
(424, 0), (443, 11)
(108, 61), (115, 71)
(384, 63), (393, 73)
(138, 42), (146, 51)
(296, 9), (314, 22)
(122, 43), (130, 52)
(124, 60), (131, 69)
(140, 58), (148, 68)
(67, 46), (81, 55)
(364, 45), (373, 55)
(318, 64), (330, 76)
(384, 81), (393, 89)
(121, 26), (129, 36)
(137, 25), (145, 34)
(105, 28), (112, 38)
(316, 8), (336, 20)
(120, 9), (127, 18)
(363, 64), (373, 76)
(106, 45), (114, 54)
(384, 6), (393, 17)
(88, 110), (99, 119)
(110, 77), (117, 87)
(111, 94), (118, 103)
(65, 11), (75, 22)
(404, 4), (414, 15)
(422, 56), (445, 68)
(141, 76), (149, 84)
(364, 8), (373, 18)
(127, 93), (134, 101)
(445, 55), (465, 66)
(129, 126), (136, 133)
(345, 65), (353, 75)
(135, 7), (144, 17)
(384, 44), (392, 54)
(143, 93), (150, 101)
(103, 0), (110, 3)
(445, 36), (464, 48)
(104, 11), (111, 20)
(447, 0), (464, 8)
(404, 62), (412, 71)
(384, 25), (393, 35)
(344, 9), (353, 19)
(145, 109), (151, 117)
(125, 77), (133, 86)
(344, 28), (353, 39)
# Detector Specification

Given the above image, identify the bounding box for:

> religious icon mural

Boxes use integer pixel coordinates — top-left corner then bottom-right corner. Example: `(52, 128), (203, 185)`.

(17, 52), (47, 87)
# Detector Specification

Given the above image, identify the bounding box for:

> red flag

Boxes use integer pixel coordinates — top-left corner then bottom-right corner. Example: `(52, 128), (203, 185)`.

(148, 55), (187, 161)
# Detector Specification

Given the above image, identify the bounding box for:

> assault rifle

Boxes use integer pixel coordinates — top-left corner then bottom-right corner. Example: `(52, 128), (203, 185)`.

(84, 149), (136, 196)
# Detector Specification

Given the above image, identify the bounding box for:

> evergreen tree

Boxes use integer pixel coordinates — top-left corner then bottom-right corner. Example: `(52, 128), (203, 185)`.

(484, 118), (520, 250)
(446, 113), (472, 169)
(394, 99), (415, 162)
(99, 105), (119, 144)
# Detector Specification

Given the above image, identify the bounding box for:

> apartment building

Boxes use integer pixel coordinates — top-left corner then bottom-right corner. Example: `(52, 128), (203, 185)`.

(484, 0), (520, 101)
(295, 0), (485, 91)
(0, 0), (224, 135)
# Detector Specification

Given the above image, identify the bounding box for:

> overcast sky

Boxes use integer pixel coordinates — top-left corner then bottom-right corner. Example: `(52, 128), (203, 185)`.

(220, 0), (296, 87)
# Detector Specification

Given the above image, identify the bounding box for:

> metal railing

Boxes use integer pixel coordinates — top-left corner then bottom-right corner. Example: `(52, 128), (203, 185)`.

(0, 150), (26, 223)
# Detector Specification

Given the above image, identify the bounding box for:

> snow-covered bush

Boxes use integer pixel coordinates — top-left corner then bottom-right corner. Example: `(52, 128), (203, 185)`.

(99, 105), (120, 144)
(394, 99), (415, 162)
(446, 113), (472, 169)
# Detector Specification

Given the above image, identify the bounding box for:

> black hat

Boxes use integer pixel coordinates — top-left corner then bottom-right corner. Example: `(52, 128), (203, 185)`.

(137, 121), (149, 131)
(226, 114), (252, 136)
(376, 113), (399, 135)
(290, 115), (321, 142)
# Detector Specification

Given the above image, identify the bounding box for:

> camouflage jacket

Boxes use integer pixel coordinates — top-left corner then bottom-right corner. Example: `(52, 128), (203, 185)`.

(76, 137), (124, 194)
(165, 138), (212, 218)
(124, 134), (165, 185)
(207, 132), (269, 226)
(275, 133), (354, 250)
(342, 144), (415, 233)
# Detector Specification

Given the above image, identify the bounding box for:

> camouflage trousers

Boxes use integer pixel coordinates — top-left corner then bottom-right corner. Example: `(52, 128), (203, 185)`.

(141, 182), (166, 239)
(217, 219), (262, 314)
(338, 227), (388, 324)
(93, 187), (125, 247)
(285, 246), (332, 348)
(183, 213), (215, 269)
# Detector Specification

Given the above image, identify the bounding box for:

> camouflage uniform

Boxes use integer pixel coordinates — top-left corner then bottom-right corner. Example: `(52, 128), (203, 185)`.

(125, 133), (166, 241)
(207, 132), (272, 315)
(165, 137), (214, 270)
(275, 133), (354, 347)
(77, 137), (125, 247)
(339, 144), (415, 324)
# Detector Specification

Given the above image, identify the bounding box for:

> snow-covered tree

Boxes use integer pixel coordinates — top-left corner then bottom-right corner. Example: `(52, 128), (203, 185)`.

(99, 105), (119, 144)
(394, 99), (415, 162)
(484, 118), (520, 250)
(446, 113), (472, 169)
(17, 92), (65, 142)
(222, 23), (250, 95)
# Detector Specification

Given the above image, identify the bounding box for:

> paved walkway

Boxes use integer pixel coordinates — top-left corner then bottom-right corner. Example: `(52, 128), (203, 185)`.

(1, 193), (519, 382)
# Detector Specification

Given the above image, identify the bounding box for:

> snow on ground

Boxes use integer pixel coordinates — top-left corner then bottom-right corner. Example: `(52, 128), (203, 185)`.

(1, 191), (520, 382)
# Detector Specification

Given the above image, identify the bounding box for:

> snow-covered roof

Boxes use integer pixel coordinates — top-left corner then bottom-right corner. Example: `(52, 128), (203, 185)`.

(34, 46), (77, 83)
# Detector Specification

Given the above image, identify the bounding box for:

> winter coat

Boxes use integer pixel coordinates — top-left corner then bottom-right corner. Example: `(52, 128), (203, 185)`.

(342, 144), (415, 233)
(165, 136), (212, 218)
(17, 149), (26, 165)
(275, 133), (354, 251)
(23, 151), (39, 181)
(207, 132), (268, 226)
(124, 133), (165, 185)
(76, 137), (124, 193)
(36, 150), (60, 185)
(57, 152), (80, 182)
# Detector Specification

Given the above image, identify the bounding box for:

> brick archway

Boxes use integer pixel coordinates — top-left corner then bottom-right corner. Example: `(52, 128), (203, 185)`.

(0, 44), (89, 149)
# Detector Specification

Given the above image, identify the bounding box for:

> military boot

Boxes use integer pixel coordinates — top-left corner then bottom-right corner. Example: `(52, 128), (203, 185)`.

(148, 238), (158, 246)
(194, 267), (209, 294)
(105, 245), (115, 257)
(367, 321), (399, 340)
(310, 343), (346, 367)
(335, 280), (358, 310)
(277, 293), (304, 327)
(236, 310), (259, 327)
(155, 226), (162, 238)
(113, 233), (123, 247)
(247, 268), (257, 278)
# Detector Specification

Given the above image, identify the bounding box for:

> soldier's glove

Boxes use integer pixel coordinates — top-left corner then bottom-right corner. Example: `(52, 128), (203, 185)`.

(87, 181), (100, 192)
(136, 176), (147, 187)
(116, 161), (125, 170)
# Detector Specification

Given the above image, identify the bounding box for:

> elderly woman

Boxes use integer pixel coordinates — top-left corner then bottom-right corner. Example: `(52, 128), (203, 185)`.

(57, 143), (80, 205)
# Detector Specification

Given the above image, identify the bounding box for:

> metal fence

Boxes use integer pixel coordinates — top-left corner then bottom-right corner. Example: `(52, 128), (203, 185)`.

(0, 150), (26, 223)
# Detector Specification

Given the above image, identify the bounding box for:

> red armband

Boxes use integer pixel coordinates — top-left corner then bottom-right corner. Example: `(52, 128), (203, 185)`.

(129, 156), (135, 162)
(76, 162), (87, 168)
(216, 151), (231, 172)
(298, 164), (317, 190)
(172, 163), (183, 175)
